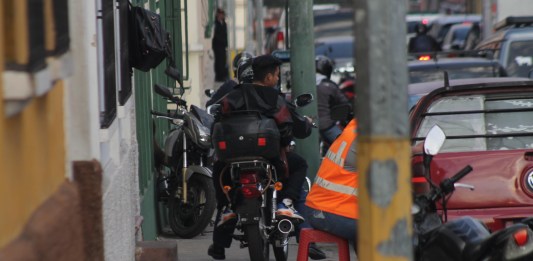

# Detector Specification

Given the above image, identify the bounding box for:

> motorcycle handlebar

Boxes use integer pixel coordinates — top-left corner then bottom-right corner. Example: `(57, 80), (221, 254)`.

(438, 165), (473, 196)
(449, 165), (473, 184)
(151, 110), (173, 118)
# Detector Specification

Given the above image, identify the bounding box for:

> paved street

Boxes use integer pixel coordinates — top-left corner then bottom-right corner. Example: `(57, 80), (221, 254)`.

(159, 223), (358, 260)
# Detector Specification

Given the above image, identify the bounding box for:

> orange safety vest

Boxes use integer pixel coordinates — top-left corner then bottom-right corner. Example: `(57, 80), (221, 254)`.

(306, 119), (359, 219)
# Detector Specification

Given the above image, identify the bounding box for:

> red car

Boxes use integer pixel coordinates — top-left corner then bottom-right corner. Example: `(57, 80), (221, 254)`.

(410, 78), (533, 231)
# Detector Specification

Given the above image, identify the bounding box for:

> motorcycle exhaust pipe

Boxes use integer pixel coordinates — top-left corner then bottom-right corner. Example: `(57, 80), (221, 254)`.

(277, 219), (294, 234)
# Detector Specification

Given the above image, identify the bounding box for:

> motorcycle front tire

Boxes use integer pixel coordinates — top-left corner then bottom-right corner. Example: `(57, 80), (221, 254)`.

(244, 224), (269, 261)
(168, 174), (216, 238)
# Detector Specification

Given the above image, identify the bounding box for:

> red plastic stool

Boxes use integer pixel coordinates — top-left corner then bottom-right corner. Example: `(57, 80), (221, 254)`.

(297, 228), (350, 261)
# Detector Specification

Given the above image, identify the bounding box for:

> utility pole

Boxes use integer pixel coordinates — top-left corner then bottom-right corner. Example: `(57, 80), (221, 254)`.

(354, 0), (413, 260)
(255, 0), (264, 54)
(289, 0), (320, 181)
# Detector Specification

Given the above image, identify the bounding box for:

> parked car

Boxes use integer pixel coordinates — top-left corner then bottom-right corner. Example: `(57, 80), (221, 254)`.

(441, 22), (481, 51)
(408, 57), (506, 84)
(475, 16), (533, 78)
(409, 78), (533, 231)
(427, 14), (481, 46)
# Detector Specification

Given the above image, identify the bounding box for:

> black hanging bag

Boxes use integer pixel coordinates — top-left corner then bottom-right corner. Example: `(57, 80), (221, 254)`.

(129, 4), (175, 72)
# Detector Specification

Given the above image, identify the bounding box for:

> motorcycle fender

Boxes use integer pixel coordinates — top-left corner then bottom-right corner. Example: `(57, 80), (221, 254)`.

(236, 198), (262, 225)
(164, 128), (182, 158)
(185, 165), (212, 180)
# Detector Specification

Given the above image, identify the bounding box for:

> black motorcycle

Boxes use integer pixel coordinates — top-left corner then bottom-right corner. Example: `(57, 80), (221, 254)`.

(413, 125), (533, 261)
(210, 94), (313, 261)
(151, 83), (216, 239)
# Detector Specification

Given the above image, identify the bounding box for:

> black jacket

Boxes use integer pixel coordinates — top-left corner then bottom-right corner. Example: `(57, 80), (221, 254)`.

(408, 34), (441, 53)
(316, 79), (350, 130)
(206, 79), (238, 107)
(219, 84), (312, 146)
(212, 20), (228, 50)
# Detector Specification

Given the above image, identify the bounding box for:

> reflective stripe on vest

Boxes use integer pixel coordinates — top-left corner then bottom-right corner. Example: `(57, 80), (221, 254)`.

(325, 141), (347, 166)
(314, 176), (358, 196)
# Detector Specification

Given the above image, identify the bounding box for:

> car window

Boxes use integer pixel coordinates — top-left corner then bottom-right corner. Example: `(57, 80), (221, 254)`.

(409, 66), (497, 84)
(315, 41), (353, 59)
(414, 94), (533, 152)
(505, 40), (533, 77)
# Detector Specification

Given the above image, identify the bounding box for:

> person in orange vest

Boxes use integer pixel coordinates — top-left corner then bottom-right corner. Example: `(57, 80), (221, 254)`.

(304, 119), (358, 250)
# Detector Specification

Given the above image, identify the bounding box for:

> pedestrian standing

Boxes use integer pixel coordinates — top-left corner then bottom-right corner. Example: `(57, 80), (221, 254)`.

(213, 8), (229, 82)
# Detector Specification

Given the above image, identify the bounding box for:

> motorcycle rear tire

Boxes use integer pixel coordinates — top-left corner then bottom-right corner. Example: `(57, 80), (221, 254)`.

(244, 224), (269, 261)
(168, 174), (216, 238)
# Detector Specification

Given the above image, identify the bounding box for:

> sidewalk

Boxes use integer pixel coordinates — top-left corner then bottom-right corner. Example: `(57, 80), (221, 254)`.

(158, 223), (358, 261)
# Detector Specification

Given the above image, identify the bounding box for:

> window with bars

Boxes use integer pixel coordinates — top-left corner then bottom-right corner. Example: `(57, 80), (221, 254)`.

(99, 0), (132, 127)
(117, 0), (132, 105)
(98, 0), (117, 128)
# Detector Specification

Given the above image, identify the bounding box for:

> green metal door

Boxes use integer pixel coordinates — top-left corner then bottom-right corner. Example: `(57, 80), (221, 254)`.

(132, 0), (185, 239)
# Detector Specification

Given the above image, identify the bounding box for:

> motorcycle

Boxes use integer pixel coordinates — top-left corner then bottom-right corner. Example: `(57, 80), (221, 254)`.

(413, 125), (533, 261)
(210, 93), (314, 261)
(151, 82), (216, 239)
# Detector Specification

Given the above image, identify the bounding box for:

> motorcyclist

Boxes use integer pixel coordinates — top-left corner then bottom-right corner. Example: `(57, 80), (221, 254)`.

(208, 54), (313, 260)
(206, 51), (253, 107)
(315, 55), (351, 150)
(408, 23), (441, 53)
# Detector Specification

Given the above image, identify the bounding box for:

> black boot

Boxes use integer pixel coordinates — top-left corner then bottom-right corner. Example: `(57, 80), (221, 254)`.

(207, 244), (226, 260)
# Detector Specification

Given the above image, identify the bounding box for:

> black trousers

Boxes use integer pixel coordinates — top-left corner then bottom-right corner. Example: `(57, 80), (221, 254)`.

(213, 47), (228, 82)
(211, 151), (308, 248)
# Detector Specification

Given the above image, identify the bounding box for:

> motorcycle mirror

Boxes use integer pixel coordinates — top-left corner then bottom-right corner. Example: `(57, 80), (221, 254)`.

(424, 125), (446, 156)
(165, 66), (183, 84)
(205, 89), (215, 98)
(294, 93), (313, 107)
(207, 104), (221, 115)
(153, 84), (174, 99)
(165, 66), (185, 96)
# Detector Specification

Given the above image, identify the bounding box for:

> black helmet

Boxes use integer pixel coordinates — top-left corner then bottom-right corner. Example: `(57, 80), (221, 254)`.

(237, 58), (253, 83)
(316, 55), (334, 78)
(232, 52), (253, 77)
(415, 23), (428, 34)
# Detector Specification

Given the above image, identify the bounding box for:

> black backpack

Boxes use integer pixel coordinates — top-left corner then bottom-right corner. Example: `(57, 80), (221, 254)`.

(129, 4), (176, 72)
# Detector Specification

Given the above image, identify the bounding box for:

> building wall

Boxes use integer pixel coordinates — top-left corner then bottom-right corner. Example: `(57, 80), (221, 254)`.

(1, 1), (140, 260)
(0, 1), (67, 247)
(67, 1), (140, 260)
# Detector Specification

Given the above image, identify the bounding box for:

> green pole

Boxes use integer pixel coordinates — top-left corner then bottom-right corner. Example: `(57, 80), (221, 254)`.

(289, 0), (320, 181)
